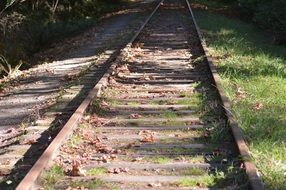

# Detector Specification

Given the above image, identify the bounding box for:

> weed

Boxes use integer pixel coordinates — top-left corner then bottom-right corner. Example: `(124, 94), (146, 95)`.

(162, 111), (178, 120)
(0, 55), (23, 77)
(67, 133), (82, 148)
(127, 101), (140, 106)
(70, 179), (104, 189)
(43, 165), (65, 190)
(175, 175), (214, 187)
(150, 156), (171, 164)
(0, 82), (7, 91)
(181, 168), (206, 176)
(176, 98), (196, 105)
(88, 98), (108, 116)
(86, 167), (107, 176)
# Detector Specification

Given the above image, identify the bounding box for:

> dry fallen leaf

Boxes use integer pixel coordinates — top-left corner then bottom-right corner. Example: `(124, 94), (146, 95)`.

(132, 157), (143, 162)
(254, 102), (263, 110)
(129, 113), (142, 119)
(87, 115), (111, 127)
(1, 160), (10, 165)
(138, 130), (156, 143)
(66, 186), (87, 190)
(100, 101), (109, 107)
(70, 157), (82, 176)
(138, 130), (152, 135)
(116, 64), (130, 73)
(236, 87), (246, 99)
(213, 148), (221, 156)
(148, 183), (162, 187)
(20, 138), (37, 145)
(141, 135), (155, 143)
(108, 167), (129, 174)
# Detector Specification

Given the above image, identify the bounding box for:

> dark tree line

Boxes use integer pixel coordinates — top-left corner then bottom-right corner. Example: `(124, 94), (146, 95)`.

(1, 0), (285, 76)
(0, 0), (125, 76)
(237, 0), (286, 44)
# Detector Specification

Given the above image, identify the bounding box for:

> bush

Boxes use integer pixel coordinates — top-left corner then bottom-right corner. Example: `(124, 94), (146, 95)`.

(238, 0), (286, 43)
(0, 0), (127, 77)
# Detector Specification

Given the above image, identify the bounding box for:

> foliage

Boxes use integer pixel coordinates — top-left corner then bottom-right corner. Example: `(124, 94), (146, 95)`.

(0, 54), (23, 76)
(193, 0), (286, 44)
(195, 9), (286, 189)
(43, 165), (65, 190)
(0, 0), (127, 77)
(238, 0), (286, 43)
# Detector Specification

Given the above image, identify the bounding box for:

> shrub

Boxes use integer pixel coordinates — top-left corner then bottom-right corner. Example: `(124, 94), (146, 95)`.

(0, 0), (127, 78)
(238, 0), (286, 44)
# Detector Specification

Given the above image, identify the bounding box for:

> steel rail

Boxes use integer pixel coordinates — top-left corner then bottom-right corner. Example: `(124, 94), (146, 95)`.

(16, 1), (264, 189)
(185, 0), (264, 189)
(15, 0), (164, 189)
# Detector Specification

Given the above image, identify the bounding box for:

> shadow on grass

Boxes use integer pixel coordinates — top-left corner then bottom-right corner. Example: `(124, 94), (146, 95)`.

(193, 5), (286, 190)
(193, 10), (286, 80)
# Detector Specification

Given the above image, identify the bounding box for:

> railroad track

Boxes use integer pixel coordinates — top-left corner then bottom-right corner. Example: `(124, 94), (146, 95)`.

(12, 0), (263, 189)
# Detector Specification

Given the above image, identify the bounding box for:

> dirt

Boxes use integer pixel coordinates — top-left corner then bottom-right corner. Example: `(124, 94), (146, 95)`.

(44, 0), (245, 189)
(0, 0), (158, 131)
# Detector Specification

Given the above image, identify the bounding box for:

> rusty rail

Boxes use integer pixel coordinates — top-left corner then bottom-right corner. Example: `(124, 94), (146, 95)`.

(15, 0), (164, 189)
(16, 0), (263, 189)
(185, 0), (264, 189)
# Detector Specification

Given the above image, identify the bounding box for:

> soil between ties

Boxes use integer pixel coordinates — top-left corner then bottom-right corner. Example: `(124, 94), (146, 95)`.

(0, 1), (162, 189)
(41, 0), (248, 189)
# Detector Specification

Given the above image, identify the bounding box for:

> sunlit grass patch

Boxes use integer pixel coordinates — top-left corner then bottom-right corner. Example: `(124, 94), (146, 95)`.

(86, 167), (107, 176)
(149, 156), (171, 164)
(162, 111), (179, 120)
(194, 7), (286, 190)
(126, 101), (141, 106)
(161, 120), (188, 126)
(174, 175), (215, 187)
(174, 168), (246, 188)
(142, 155), (205, 164)
(70, 179), (105, 189)
(43, 165), (65, 190)
(67, 133), (82, 148)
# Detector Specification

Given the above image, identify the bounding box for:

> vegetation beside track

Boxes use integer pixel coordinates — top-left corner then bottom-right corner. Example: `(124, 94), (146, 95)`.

(193, 1), (286, 189)
(192, 0), (286, 44)
(0, 0), (132, 78)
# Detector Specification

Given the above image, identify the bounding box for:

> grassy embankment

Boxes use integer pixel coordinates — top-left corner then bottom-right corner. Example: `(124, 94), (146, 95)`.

(192, 0), (286, 189)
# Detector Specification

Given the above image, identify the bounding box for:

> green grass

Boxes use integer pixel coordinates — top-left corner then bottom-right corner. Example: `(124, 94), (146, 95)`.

(0, 83), (7, 91)
(127, 101), (140, 106)
(193, 4), (286, 190)
(176, 97), (199, 105)
(86, 167), (107, 176)
(67, 133), (82, 148)
(88, 98), (109, 116)
(175, 169), (246, 188)
(147, 156), (171, 164)
(162, 111), (179, 120)
(70, 179), (104, 189)
(175, 175), (215, 187)
(43, 165), (65, 190)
